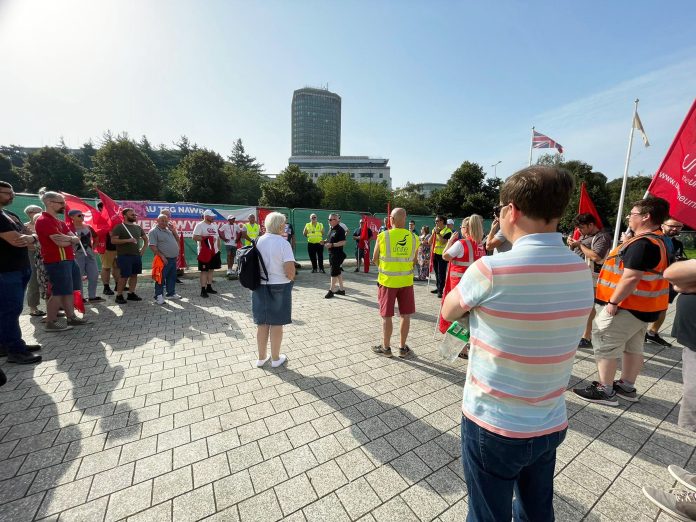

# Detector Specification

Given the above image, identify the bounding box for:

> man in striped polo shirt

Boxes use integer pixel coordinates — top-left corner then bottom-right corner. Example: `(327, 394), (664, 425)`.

(442, 166), (594, 521)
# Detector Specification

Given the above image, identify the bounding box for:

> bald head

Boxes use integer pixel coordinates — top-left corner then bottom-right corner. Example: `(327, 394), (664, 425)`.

(391, 207), (407, 228)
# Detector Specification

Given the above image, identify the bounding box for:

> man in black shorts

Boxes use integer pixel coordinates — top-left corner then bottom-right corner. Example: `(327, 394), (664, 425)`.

(325, 213), (347, 298)
(111, 208), (148, 304)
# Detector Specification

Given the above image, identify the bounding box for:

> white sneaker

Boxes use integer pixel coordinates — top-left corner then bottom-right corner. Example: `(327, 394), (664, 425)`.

(167, 294), (183, 300)
(255, 355), (271, 367)
(226, 269), (233, 275)
(271, 354), (287, 368)
(156, 295), (165, 305)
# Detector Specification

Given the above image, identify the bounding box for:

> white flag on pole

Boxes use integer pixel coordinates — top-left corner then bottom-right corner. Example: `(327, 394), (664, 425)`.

(633, 112), (650, 147)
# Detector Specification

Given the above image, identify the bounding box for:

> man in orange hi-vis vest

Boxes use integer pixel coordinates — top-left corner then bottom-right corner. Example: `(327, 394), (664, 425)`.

(573, 197), (671, 407)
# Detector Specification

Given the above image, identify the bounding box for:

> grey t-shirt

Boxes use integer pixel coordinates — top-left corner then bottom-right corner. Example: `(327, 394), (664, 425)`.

(148, 226), (180, 258)
(493, 230), (512, 253)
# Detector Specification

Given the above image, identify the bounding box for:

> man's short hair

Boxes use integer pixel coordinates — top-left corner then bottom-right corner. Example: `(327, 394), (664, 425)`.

(97, 202), (104, 210)
(500, 166), (575, 223)
(574, 213), (598, 227)
(631, 197), (670, 227)
(435, 215), (446, 223)
(0, 181), (12, 189)
(121, 207), (134, 217)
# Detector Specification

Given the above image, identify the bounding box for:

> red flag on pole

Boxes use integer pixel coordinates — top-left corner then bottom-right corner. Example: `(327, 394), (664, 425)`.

(61, 192), (110, 235)
(360, 216), (370, 272)
(646, 98), (696, 229)
(177, 232), (188, 270)
(97, 189), (123, 227)
(386, 202), (391, 230)
(572, 183), (604, 240)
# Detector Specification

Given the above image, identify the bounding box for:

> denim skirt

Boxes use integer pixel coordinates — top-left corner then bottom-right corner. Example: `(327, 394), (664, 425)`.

(252, 282), (293, 325)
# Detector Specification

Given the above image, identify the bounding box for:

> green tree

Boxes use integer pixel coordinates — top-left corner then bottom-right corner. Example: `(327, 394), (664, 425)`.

(75, 140), (98, 169)
(24, 147), (85, 194)
(0, 145), (28, 168)
(229, 139), (263, 173)
(536, 154), (614, 231)
(169, 149), (230, 204)
(359, 180), (392, 213)
(88, 138), (160, 199)
(606, 175), (652, 225)
(227, 165), (267, 205)
(430, 161), (500, 218)
(392, 182), (431, 215)
(317, 173), (366, 210)
(0, 153), (23, 189)
(259, 165), (321, 207)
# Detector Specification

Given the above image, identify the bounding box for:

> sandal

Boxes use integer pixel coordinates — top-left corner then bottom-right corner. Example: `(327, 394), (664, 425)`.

(372, 345), (393, 357)
(30, 310), (46, 317)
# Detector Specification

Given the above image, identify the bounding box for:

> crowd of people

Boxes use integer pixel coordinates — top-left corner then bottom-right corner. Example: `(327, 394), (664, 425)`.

(1, 172), (695, 520)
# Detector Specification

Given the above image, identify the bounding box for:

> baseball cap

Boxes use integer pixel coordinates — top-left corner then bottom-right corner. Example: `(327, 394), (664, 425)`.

(203, 210), (216, 218)
(447, 218), (454, 225)
(68, 209), (82, 217)
(227, 215), (236, 220)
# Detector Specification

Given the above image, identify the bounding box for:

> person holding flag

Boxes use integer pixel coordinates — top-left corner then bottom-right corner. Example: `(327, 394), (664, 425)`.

(68, 209), (103, 303)
(431, 215), (453, 298)
(352, 218), (373, 272)
(34, 189), (88, 331)
(111, 208), (148, 304)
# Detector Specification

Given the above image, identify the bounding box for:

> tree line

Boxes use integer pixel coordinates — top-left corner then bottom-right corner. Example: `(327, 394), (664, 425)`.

(0, 134), (652, 231)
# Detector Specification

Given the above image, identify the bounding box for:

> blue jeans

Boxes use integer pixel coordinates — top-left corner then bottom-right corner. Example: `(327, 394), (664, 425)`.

(154, 258), (177, 297)
(461, 416), (566, 522)
(0, 267), (32, 353)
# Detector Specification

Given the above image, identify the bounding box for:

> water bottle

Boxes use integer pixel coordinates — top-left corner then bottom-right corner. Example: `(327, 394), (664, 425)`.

(438, 317), (470, 363)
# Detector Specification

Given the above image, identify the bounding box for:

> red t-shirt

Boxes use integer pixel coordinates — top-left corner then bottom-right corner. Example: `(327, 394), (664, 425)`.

(35, 212), (75, 264)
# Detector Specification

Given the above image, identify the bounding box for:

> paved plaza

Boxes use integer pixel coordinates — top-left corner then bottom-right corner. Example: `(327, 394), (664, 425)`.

(0, 267), (693, 522)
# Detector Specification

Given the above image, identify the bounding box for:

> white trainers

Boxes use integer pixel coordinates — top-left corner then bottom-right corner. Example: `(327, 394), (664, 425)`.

(255, 355), (271, 367)
(642, 486), (696, 521)
(167, 294), (183, 300)
(670, 465), (696, 493)
(156, 295), (165, 305)
(271, 354), (287, 368)
(226, 269), (233, 275)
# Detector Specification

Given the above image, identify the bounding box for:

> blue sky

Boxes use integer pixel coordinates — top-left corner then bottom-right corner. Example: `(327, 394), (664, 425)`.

(1, 0), (695, 188)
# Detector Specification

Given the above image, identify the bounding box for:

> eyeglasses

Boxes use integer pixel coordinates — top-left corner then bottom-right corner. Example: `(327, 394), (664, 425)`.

(74, 214), (84, 218)
(329, 218), (337, 221)
(626, 212), (644, 218)
(494, 204), (503, 215)
(664, 224), (683, 229)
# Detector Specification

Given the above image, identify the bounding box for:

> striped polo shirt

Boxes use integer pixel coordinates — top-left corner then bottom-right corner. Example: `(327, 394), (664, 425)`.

(457, 233), (594, 438)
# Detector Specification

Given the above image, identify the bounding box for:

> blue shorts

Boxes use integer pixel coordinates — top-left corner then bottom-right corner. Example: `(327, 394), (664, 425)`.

(45, 260), (82, 296)
(117, 255), (143, 278)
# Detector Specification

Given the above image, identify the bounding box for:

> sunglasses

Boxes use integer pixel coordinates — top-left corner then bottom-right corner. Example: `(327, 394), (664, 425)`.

(74, 214), (84, 218)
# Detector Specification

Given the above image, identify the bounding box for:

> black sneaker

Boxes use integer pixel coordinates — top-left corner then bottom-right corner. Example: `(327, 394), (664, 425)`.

(103, 285), (114, 296)
(206, 286), (218, 294)
(399, 345), (412, 358)
(578, 338), (593, 348)
(88, 297), (105, 303)
(0, 368), (6, 387)
(372, 345), (392, 357)
(176, 278), (184, 284)
(572, 381), (619, 406)
(115, 295), (127, 304)
(430, 289), (438, 294)
(613, 380), (639, 402)
(324, 290), (334, 299)
(201, 288), (209, 298)
(6, 351), (42, 364)
(311, 269), (317, 273)
(336, 289), (345, 296)
(354, 267), (360, 272)
(127, 293), (142, 301)
(319, 268), (326, 273)
(645, 331), (672, 347)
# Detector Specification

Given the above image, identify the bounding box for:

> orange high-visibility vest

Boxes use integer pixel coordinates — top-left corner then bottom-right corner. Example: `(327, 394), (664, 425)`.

(595, 232), (670, 313)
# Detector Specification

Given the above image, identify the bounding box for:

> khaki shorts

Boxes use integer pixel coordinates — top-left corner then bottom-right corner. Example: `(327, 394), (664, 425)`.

(101, 250), (118, 270)
(592, 307), (647, 360)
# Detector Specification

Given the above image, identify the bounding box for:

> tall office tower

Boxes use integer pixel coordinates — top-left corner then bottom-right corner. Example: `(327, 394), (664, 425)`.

(291, 87), (341, 156)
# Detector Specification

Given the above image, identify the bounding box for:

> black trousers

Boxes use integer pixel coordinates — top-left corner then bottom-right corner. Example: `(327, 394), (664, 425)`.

(307, 242), (324, 270)
(433, 253), (448, 294)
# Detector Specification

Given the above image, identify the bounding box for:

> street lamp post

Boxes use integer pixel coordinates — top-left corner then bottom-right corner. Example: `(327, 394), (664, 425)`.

(490, 161), (502, 177)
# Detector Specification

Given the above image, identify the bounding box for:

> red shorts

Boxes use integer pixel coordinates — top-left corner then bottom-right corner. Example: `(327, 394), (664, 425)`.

(378, 284), (416, 318)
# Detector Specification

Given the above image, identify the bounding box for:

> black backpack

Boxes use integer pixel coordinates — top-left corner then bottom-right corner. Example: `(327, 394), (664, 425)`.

(237, 240), (268, 290)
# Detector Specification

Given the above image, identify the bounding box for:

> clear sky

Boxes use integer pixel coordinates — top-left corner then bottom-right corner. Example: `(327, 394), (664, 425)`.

(1, 0), (695, 188)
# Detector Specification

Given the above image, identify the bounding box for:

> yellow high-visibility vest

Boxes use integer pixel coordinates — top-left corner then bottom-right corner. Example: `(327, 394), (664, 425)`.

(377, 228), (416, 288)
(304, 222), (324, 244)
(433, 227), (452, 255)
(243, 223), (260, 246)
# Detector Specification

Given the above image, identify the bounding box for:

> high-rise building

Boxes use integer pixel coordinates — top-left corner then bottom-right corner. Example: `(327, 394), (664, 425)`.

(291, 87), (341, 156)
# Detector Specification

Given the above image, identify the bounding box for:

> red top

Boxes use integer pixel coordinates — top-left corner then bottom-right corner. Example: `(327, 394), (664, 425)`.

(35, 212), (75, 264)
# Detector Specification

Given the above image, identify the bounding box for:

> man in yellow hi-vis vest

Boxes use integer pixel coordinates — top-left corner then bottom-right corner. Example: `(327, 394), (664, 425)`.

(303, 213), (325, 273)
(371, 208), (418, 358)
(241, 213), (262, 246)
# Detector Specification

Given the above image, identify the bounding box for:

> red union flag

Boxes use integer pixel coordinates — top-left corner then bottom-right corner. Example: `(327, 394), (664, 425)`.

(647, 99), (696, 229)
(533, 130), (564, 154)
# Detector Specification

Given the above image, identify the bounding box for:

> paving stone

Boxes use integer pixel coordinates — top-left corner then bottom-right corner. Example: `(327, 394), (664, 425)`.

(0, 492), (46, 522)
(213, 470), (255, 509)
(280, 444), (320, 478)
(0, 471), (36, 504)
(173, 438), (209, 469)
(27, 459), (81, 495)
(335, 477), (382, 520)
(36, 477), (93, 518)
(152, 465), (193, 504)
(134, 450), (172, 483)
(127, 500), (172, 522)
(365, 464), (410, 501)
(59, 496), (109, 522)
(249, 456), (289, 493)
(372, 495), (419, 522)
(157, 426), (191, 452)
(76, 446), (121, 478)
(302, 493), (351, 522)
(309, 434), (345, 463)
(227, 442), (264, 474)
(192, 452), (230, 487)
(237, 488), (283, 522)
(104, 479), (153, 522)
(206, 428), (240, 456)
(401, 480), (449, 520)
(274, 473), (318, 515)
(335, 447), (376, 481)
(306, 459), (349, 497)
(172, 484), (216, 522)
(88, 461), (135, 500)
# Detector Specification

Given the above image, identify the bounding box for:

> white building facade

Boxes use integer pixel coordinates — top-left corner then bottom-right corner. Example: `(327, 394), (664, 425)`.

(288, 156), (392, 189)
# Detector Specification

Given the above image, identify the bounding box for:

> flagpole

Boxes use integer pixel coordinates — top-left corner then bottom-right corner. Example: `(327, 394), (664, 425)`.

(528, 126), (534, 166)
(612, 99), (640, 249)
